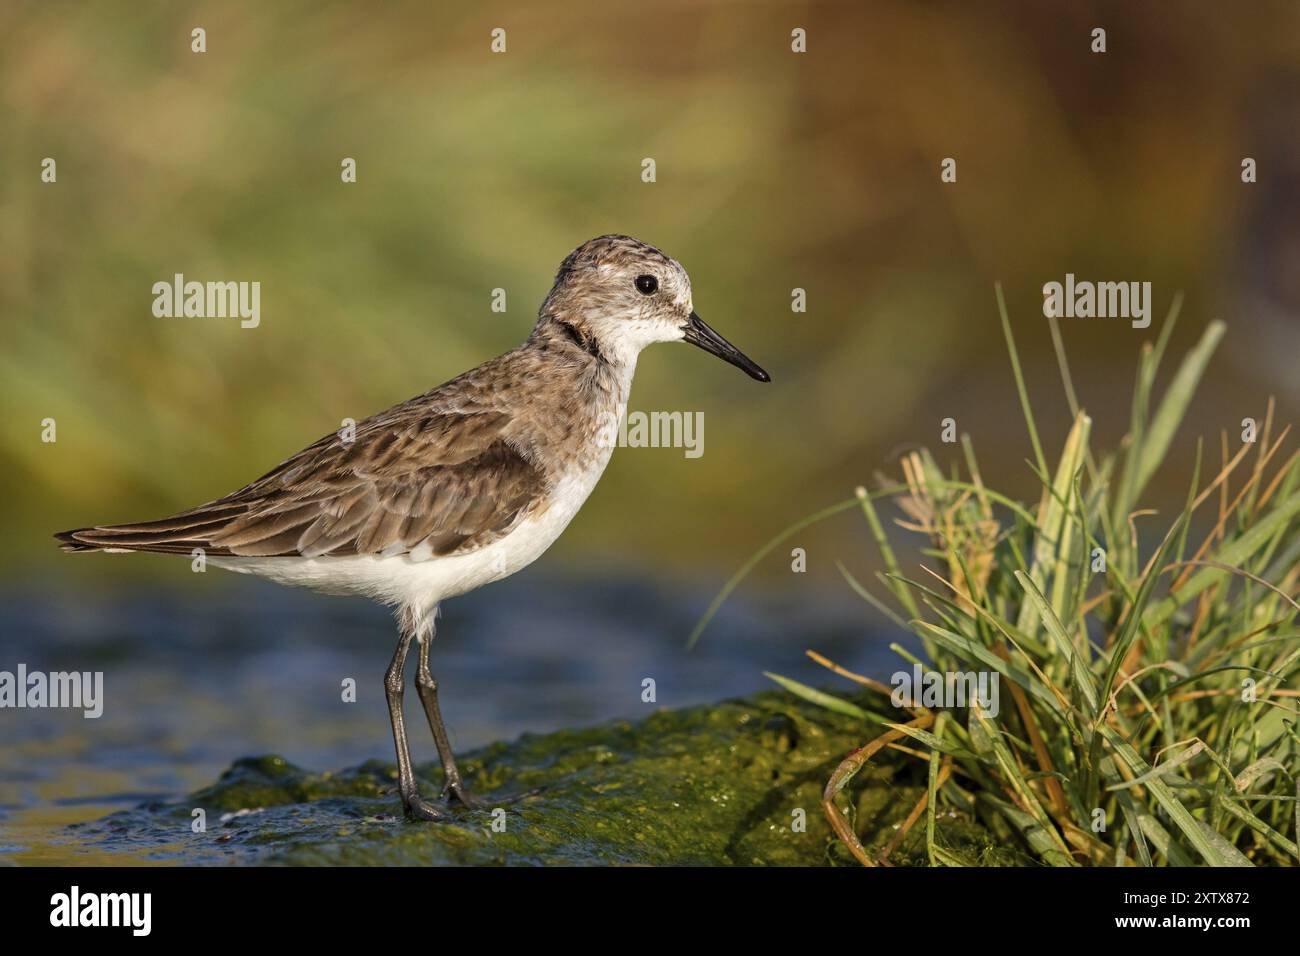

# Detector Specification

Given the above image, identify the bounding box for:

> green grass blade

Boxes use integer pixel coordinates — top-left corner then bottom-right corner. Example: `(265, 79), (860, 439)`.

(996, 282), (1048, 481)
(1100, 512), (1188, 708)
(763, 671), (882, 723)
(1016, 570), (1099, 713)
(854, 485), (920, 619)
(1147, 489), (1300, 629)
(1100, 725), (1251, 866)
(1133, 320), (1225, 499)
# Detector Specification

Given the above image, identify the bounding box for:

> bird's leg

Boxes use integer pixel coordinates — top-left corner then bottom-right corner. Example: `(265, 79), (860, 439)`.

(413, 613), (540, 806)
(415, 624), (539, 809)
(413, 623), (481, 808)
(384, 621), (446, 821)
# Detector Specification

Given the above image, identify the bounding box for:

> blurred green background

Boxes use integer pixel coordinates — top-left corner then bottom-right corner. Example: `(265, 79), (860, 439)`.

(3, 0), (1298, 587)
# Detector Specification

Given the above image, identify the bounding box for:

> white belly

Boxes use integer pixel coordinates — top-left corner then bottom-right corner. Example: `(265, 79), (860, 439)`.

(208, 453), (613, 611)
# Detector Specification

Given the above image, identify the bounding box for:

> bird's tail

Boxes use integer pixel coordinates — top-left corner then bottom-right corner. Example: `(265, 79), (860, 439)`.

(55, 504), (244, 554)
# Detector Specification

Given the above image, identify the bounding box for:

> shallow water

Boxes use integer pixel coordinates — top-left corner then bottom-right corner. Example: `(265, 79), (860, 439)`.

(0, 571), (906, 864)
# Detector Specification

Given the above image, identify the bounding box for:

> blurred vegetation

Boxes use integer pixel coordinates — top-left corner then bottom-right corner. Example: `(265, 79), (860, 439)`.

(2, 1), (1298, 584)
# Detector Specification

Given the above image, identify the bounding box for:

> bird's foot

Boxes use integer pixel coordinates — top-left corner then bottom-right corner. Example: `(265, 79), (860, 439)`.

(443, 779), (541, 810)
(403, 793), (450, 822)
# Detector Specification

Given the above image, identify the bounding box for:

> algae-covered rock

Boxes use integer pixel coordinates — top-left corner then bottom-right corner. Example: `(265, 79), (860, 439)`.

(70, 691), (1003, 865)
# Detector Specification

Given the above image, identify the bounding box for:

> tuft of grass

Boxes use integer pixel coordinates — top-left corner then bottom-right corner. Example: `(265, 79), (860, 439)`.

(694, 292), (1300, 867)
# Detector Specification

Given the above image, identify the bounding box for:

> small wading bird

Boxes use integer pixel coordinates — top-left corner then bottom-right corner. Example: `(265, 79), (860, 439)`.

(57, 235), (769, 820)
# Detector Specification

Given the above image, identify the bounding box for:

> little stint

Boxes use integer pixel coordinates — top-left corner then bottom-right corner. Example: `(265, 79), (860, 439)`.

(58, 235), (770, 820)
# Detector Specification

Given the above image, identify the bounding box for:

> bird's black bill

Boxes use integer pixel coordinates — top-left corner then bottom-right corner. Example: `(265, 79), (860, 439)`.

(682, 311), (770, 382)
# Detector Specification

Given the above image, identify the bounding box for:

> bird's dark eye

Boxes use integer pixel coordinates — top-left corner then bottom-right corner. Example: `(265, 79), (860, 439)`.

(634, 274), (658, 295)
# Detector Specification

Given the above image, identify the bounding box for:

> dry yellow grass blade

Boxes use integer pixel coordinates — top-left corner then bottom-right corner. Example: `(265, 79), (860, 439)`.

(822, 714), (936, 867)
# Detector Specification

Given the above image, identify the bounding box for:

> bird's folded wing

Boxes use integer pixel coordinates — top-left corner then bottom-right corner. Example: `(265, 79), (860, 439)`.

(57, 408), (548, 559)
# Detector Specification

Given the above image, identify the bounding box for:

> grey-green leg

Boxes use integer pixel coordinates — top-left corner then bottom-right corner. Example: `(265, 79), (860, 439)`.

(384, 623), (446, 821)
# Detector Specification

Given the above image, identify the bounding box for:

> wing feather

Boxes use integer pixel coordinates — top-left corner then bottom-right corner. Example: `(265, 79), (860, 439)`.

(57, 407), (548, 560)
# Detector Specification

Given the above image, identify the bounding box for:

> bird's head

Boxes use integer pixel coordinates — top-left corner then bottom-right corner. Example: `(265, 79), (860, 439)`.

(536, 235), (770, 382)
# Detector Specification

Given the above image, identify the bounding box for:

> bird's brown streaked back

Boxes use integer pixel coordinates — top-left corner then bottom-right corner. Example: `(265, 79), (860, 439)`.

(51, 346), (616, 560)
(57, 409), (547, 560)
